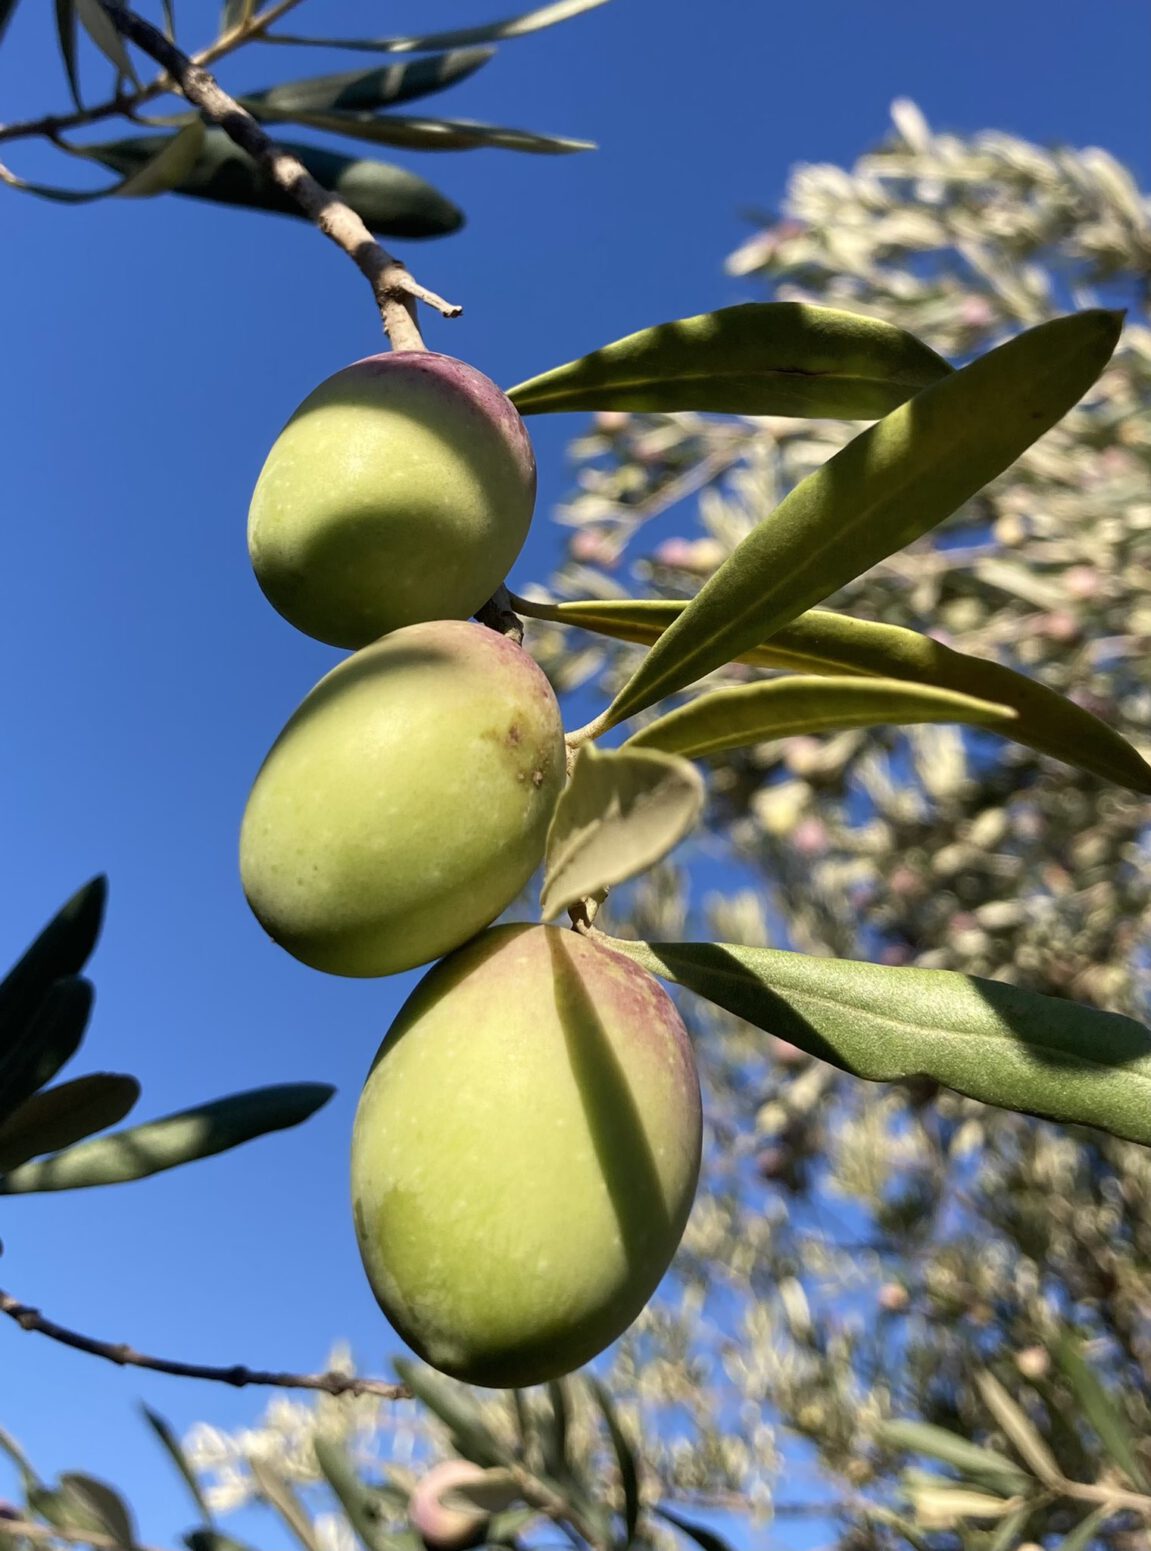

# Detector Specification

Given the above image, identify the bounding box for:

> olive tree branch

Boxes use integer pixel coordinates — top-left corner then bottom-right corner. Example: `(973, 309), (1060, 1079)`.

(0, 0), (301, 147)
(95, 1), (460, 348)
(0, 1287), (409, 1402)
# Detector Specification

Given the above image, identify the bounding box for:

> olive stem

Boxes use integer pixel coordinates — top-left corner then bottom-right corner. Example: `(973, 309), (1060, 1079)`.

(565, 709), (614, 749)
(0, 1286), (410, 1401)
(475, 585), (525, 645)
(97, 2), (461, 348)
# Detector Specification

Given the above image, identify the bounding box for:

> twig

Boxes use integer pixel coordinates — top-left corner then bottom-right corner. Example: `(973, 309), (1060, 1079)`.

(0, 1288), (409, 1402)
(97, 2), (460, 347)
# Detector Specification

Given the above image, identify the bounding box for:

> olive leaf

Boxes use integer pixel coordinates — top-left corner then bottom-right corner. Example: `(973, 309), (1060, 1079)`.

(1052, 1507), (1112, 1551)
(392, 1360), (510, 1469)
(313, 1437), (397, 1551)
(0, 0), (22, 47)
(84, 129), (463, 237)
(0, 977), (94, 1126)
(509, 302), (952, 417)
(0, 1073), (139, 1171)
(600, 935), (1151, 1147)
(879, 1421), (1032, 1498)
(540, 745), (705, 920)
(908, 1485), (1020, 1529)
(602, 309), (1122, 729)
(974, 1373), (1062, 1487)
(0, 876), (105, 1043)
(141, 1406), (214, 1524)
(654, 1505), (737, 1551)
(0, 1083), (334, 1193)
(526, 597), (1151, 794)
(76, 0), (140, 85)
(588, 1376), (642, 1549)
(268, 0), (610, 54)
(249, 1461), (317, 1551)
(55, 0), (82, 109)
(5, 122), (207, 203)
(626, 676), (1015, 760)
(1053, 1333), (1149, 1488)
(57, 1474), (136, 1548)
(265, 111), (593, 155)
(239, 49), (494, 117)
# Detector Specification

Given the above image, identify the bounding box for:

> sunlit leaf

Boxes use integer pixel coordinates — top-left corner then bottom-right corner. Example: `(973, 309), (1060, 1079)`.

(540, 744), (705, 920)
(627, 675), (1014, 759)
(0, 1082), (334, 1193)
(76, 0), (140, 85)
(0, 978), (93, 1126)
(601, 935), (1151, 1147)
(975, 1373), (1062, 1487)
(267, 0), (610, 54)
(58, 1475), (135, 1548)
(589, 1377), (641, 1549)
(392, 1360), (509, 1468)
(269, 110), (593, 155)
(524, 598), (1151, 794)
(241, 48), (494, 116)
(220, 0), (255, 31)
(908, 1484), (1019, 1528)
(0, 1073), (139, 1171)
(509, 302), (951, 417)
(602, 309), (1122, 728)
(880, 1420), (1032, 1497)
(1052, 1335), (1148, 1488)
(249, 1460), (317, 1551)
(84, 129), (463, 236)
(142, 1406), (213, 1523)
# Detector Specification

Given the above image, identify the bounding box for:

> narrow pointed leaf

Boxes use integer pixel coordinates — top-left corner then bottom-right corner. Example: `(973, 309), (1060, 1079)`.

(249, 1460), (317, 1551)
(589, 1378), (641, 1548)
(268, 0), (610, 54)
(58, 1474), (135, 1548)
(85, 129), (463, 237)
(1053, 1507), (1111, 1551)
(509, 302), (952, 417)
(600, 936), (1151, 1147)
(627, 675), (1014, 759)
(541, 1380), (570, 1482)
(0, 1427), (40, 1491)
(2, 122), (206, 202)
(220, 0), (255, 30)
(142, 1406), (213, 1523)
(270, 110), (593, 155)
(0, 978), (93, 1124)
(392, 1360), (508, 1468)
(186, 1534), (259, 1551)
(0, 1073), (139, 1170)
(975, 1373), (1061, 1486)
(908, 1485), (1017, 1528)
(0, 877), (105, 1051)
(653, 1505), (736, 1551)
(442, 1473), (520, 1515)
(986, 1508), (1034, 1551)
(76, 0), (140, 84)
(0, 1082), (333, 1193)
(55, 0), (81, 108)
(314, 1437), (394, 1551)
(541, 745), (704, 920)
(240, 48), (494, 117)
(603, 309), (1122, 728)
(525, 597), (1151, 794)
(880, 1421), (1031, 1497)
(1053, 1334), (1148, 1488)
(0, 0), (22, 47)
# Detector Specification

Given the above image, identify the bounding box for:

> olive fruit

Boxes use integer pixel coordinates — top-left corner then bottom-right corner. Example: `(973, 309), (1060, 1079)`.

(351, 924), (702, 1386)
(240, 620), (564, 977)
(248, 353), (536, 648)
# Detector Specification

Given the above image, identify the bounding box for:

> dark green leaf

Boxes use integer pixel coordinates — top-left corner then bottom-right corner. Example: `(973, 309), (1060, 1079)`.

(84, 129), (463, 237)
(0, 876), (105, 1050)
(392, 1360), (509, 1468)
(240, 48), (494, 116)
(267, 0), (610, 54)
(266, 110), (593, 155)
(0, 1082), (334, 1193)
(509, 302), (952, 417)
(627, 675), (1014, 760)
(0, 978), (94, 1126)
(879, 1421), (1032, 1498)
(313, 1437), (394, 1551)
(142, 1406), (213, 1523)
(0, 0), (22, 47)
(540, 1380), (570, 1482)
(1053, 1334), (1148, 1488)
(589, 1378), (641, 1549)
(186, 1534), (259, 1551)
(54, 0), (81, 109)
(249, 1461), (317, 1551)
(602, 309), (1122, 728)
(653, 1505), (735, 1551)
(0, 1073), (139, 1171)
(541, 744), (704, 920)
(524, 597), (1151, 794)
(601, 935), (1151, 1147)
(58, 1474), (135, 1547)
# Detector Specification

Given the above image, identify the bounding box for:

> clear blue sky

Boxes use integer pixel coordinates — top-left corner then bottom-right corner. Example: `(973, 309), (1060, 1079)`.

(1, 1), (1148, 1544)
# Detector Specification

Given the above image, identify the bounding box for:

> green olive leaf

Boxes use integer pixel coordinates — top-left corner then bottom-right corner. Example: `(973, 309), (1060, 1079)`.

(239, 48), (494, 117)
(0, 877), (104, 1052)
(973, 1373), (1061, 1487)
(249, 1461), (317, 1551)
(84, 129), (463, 237)
(522, 597), (1151, 793)
(0, 1082), (334, 1193)
(588, 1377), (642, 1550)
(0, 0), (23, 47)
(0, 1073), (139, 1171)
(1052, 1334), (1149, 1489)
(0, 978), (94, 1126)
(267, 110), (593, 155)
(57, 1475), (136, 1549)
(600, 935), (1151, 1147)
(141, 1406), (214, 1524)
(626, 675), (1014, 759)
(4, 122), (207, 202)
(879, 1421), (1032, 1498)
(601, 309), (1123, 729)
(313, 1437), (396, 1551)
(76, 0), (140, 85)
(1052, 1507), (1112, 1551)
(220, 0), (256, 31)
(908, 1485), (1019, 1529)
(653, 1505), (737, 1551)
(267, 0), (610, 54)
(509, 302), (952, 417)
(392, 1360), (510, 1469)
(54, 0), (82, 109)
(540, 745), (705, 920)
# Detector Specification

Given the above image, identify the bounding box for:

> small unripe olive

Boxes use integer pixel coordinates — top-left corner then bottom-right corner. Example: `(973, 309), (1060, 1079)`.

(352, 924), (702, 1387)
(248, 353), (536, 648)
(240, 620), (564, 978)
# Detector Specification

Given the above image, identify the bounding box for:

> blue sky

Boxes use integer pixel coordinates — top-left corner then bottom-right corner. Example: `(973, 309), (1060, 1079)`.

(1, 1), (1148, 1545)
